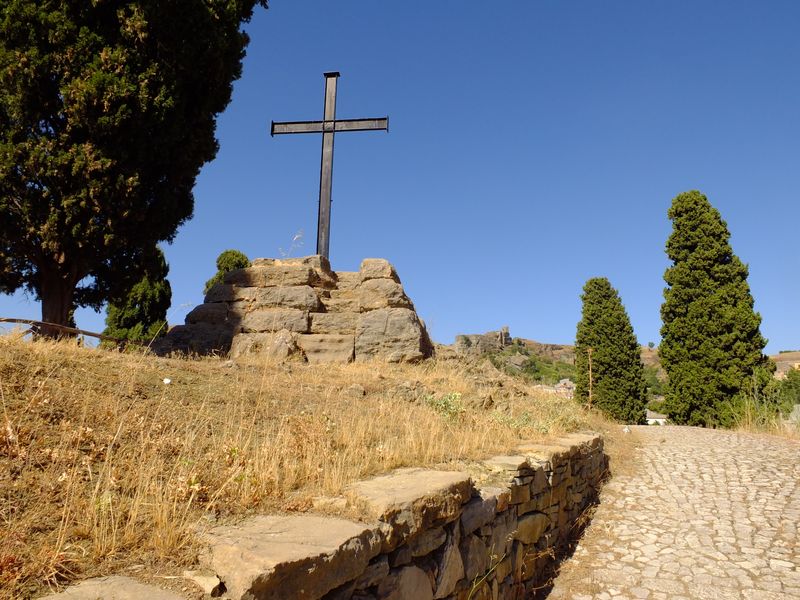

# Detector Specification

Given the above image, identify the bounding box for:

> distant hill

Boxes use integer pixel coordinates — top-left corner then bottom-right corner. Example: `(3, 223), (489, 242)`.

(515, 337), (662, 371)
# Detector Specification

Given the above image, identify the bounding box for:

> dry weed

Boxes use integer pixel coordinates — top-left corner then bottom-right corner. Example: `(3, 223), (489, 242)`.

(0, 333), (600, 598)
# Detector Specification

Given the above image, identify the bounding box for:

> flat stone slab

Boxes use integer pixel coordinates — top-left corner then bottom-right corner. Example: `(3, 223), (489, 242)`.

(482, 455), (533, 472)
(200, 514), (382, 600)
(346, 468), (472, 551)
(39, 576), (186, 600)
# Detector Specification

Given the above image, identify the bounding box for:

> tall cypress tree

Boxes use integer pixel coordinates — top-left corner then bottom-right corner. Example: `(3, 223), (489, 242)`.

(575, 277), (647, 424)
(660, 190), (771, 427)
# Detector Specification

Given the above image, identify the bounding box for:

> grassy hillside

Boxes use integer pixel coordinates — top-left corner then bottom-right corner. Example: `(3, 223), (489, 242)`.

(0, 333), (604, 598)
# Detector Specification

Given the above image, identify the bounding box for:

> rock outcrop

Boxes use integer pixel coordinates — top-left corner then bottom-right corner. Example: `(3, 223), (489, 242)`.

(154, 256), (433, 363)
(454, 326), (512, 356)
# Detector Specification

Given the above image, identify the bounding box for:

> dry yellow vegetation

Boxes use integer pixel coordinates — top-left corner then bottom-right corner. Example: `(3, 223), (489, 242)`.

(0, 333), (606, 599)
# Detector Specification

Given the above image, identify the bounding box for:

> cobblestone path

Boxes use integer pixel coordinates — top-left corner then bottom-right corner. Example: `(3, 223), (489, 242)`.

(549, 426), (800, 600)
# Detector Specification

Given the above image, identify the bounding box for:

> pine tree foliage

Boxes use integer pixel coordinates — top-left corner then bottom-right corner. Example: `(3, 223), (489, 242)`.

(660, 190), (771, 427)
(575, 277), (647, 424)
(103, 247), (170, 343)
(0, 0), (267, 331)
(204, 249), (250, 294)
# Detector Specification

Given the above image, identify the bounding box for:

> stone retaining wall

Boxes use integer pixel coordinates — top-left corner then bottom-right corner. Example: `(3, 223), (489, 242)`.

(199, 432), (607, 600)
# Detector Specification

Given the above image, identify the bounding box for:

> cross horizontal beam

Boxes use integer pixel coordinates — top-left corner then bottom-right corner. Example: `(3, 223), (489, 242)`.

(271, 117), (389, 136)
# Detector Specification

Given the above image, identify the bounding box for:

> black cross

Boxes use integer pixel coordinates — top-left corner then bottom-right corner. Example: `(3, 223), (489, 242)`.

(271, 72), (389, 259)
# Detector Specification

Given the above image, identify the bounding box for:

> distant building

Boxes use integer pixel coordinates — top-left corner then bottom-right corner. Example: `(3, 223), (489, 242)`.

(646, 409), (668, 426)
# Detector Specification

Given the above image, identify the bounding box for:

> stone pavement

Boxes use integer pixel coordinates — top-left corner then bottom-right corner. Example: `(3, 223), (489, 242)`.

(548, 426), (800, 600)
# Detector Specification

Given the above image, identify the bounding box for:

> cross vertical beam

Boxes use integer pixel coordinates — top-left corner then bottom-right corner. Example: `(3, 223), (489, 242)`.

(317, 72), (338, 259)
(271, 72), (389, 260)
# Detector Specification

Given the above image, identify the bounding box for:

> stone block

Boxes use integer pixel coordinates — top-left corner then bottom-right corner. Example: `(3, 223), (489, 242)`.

(253, 255), (332, 273)
(388, 545), (412, 568)
(461, 494), (497, 535)
(433, 530), (464, 599)
(410, 526), (447, 557)
(358, 278), (412, 311)
(530, 467), (548, 494)
(345, 468), (472, 552)
(483, 455), (532, 474)
(460, 534), (489, 581)
(162, 323), (234, 355)
(204, 284), (258, 304)
(335, 270), (361, 291)
(514, 513), (549, 544)
(241, 309), (309, 333)
(311, 312), (358, 335)
(39, 576), (185, 600)
(254, 285), (322, 311)
(229, 330), (300, 360)
(508, 484), (530, 505)
(186, 303), (228, 325)
(223, 266), (266, 287)
(488, 510), (517, 557)
(224, 264), (322, 288)
(322, 580), (357, 600)
(376, 566), (433, 600)
(511, 541), (524, 583)
(182, 570), (223, 596)
(494, 556), (513, 583)
(360, 258), (400, 283)
(297, 334), (355, 364)
(322, 289), (360, 313)
(355, 308), (433, 363)
(517, 493), (549, 516)
(200, 514), (382, 600)
(355, 555), (390, 590)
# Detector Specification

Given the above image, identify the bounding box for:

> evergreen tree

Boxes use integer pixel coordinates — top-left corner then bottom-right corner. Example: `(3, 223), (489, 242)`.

(103, 247), (171, 344)
(0, 0), (267, 334)
(660, 190), (771, 427)
(575, 277), (647, 424)
(204, 250), (250, 294)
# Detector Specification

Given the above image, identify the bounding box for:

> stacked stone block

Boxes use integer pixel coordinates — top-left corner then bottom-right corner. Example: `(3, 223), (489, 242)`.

(156, 256), (434, 363)
(199, 432), (607, 600)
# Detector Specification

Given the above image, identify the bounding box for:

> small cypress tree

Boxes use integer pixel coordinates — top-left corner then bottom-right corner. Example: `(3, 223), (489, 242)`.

(103, 248), (171, 344)
(204, 250), (250, 294)
(575, 277), (647, 424)
(660, 190), (771, 427)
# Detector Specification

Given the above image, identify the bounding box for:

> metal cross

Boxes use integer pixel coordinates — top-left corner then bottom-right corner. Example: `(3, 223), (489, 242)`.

(271, 72), (389, 259)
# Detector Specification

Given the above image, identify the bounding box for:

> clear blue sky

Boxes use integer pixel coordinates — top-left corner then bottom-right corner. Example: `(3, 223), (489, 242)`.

(2, 1), (798, 353)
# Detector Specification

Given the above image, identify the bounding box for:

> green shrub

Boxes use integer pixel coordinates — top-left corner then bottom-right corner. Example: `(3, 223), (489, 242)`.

(103, 248), (171, 344)
(203, 249), (250, 294)
(425, 392), (465, 422)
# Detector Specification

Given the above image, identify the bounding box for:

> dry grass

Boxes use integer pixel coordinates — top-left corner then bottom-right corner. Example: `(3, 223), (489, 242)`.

(726, 390), (800, 440)
(0, 333), (603, 599)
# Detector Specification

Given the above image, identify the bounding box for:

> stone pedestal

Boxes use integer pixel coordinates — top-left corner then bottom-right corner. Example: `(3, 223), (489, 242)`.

(155, 256), (434, 363)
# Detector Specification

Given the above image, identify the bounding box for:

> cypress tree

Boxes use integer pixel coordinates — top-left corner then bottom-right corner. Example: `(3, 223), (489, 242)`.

(103, 247), (171, 344)
(575, 277), (647, 424)
(660, 190), (771, 427)
(0, 0), (267, 333)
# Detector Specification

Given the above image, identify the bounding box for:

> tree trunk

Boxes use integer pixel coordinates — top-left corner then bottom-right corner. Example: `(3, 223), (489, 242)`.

(39, 268), (78, 338)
